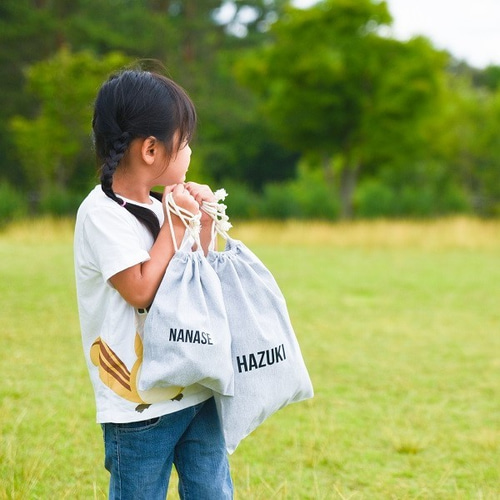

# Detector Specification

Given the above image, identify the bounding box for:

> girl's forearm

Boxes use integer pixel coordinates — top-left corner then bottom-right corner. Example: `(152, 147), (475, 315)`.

(110, 218), (185, 309)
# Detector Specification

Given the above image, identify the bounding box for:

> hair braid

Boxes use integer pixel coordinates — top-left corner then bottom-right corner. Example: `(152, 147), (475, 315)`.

(100, 132), (131, 205)
(100, 131), (162, 239)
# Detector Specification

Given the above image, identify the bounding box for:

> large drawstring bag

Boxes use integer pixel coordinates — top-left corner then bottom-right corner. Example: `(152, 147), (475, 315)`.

(138, 193), (234, 396)
(204, 192), (314, 453)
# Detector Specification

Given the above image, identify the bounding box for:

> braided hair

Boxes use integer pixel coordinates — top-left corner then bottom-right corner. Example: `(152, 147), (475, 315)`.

(92, 69), (197, 239)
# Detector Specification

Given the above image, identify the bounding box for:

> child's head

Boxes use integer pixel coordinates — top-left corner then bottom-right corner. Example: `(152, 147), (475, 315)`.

(92, 69), (197, 204)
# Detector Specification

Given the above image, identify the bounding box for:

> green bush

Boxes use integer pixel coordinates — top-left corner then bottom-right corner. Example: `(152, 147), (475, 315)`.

(354, 180), (398, 218)
(222, 171), (340, 221)
(435, 184), (471, 214)
(398, 184), (471, 217)
(355, 177), (471, 218)
(0, 182), (29, 226)
(221, 180), (261, 219)
(398, 186), (435, 217)
(288, 168), (339, 220)
(219, 165), (471, 221)
(260, 183), (301, 219)
(38, 188), (83, 216)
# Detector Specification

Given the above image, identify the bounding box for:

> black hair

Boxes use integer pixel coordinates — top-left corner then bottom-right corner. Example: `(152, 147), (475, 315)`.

(92, 69), (197, 239)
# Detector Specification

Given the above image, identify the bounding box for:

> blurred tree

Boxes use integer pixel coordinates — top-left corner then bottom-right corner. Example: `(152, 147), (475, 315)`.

(0, 0), (57, 185)
(7, 0), (499, 218)
(436, 76), (500, 215)
(10, 48), (130, 198)
(235, 0), (448, 217)
(480, 65), (500, 91)
(449, 59), (500, 92)
(1, 0), (296, 193)
(175, 0), (299, 189)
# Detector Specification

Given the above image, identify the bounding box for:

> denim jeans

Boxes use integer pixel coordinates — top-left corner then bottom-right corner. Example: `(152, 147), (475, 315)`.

(102, 397), (233, 499)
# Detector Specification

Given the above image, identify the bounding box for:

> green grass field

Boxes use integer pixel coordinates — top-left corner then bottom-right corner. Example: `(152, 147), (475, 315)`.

(1, 218), (499, 499)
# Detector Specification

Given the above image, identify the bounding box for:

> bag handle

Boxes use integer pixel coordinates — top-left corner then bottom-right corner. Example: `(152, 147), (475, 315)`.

(201, 189), (232, 251)
(165, 192), (202, 252)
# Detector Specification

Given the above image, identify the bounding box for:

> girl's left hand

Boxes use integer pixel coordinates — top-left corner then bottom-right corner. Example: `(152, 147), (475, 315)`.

(184, 182), (217, 236)
(184, 182), (216, 206)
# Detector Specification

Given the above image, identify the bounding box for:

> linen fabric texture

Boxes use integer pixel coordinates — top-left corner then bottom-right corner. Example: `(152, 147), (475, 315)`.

(208, 237), (314, 454)
(139, 231), (234, 397)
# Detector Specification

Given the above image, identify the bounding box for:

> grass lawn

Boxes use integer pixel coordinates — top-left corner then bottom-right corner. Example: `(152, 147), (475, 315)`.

(0, 217), (499, 499)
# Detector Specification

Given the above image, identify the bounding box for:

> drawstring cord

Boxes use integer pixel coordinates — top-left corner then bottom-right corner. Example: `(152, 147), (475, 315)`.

(165, 192), (202, 252)
(201, 188), (232, 251)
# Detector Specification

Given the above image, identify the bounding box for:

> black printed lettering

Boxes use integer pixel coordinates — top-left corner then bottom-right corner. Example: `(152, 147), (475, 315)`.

(201, 332), (214, 345)
(266, 348), (276, 366)
(276, 344), (286, 362)
(234, 344), (287, 373)
(236, 355), (248, 373)
(248, 353), (258, 371)
(258, 350), (266, 368)
(168, 328), (214, 345)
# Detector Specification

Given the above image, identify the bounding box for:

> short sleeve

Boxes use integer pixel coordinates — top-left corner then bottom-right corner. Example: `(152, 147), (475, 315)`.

(83, 207), (152, 283)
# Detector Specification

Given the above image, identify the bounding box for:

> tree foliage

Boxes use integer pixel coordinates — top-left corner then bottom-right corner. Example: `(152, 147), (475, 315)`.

(440, 77), (500, 215)
(236, 0), (448, 217)
(2, 0), (500, 218)
(1, 0), (297, 195)
(10, 49), (130, 193)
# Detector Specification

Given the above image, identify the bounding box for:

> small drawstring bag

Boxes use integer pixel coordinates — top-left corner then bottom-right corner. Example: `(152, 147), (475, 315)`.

(204, 192), (314, 453)
(138, 193), (234, 396)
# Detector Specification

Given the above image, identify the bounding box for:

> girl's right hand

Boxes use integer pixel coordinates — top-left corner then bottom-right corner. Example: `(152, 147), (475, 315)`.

(163, 183), (199, 217)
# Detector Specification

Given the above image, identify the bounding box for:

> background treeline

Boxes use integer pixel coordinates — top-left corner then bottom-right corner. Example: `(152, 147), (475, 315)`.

(1, 0), (500, 222)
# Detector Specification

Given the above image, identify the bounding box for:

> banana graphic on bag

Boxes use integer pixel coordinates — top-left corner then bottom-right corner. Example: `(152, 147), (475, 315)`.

(90, 332), (184, 412)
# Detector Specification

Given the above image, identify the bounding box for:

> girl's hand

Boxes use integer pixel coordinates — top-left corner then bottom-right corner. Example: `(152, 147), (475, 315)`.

(163, 184), (199, 216)
(184, 182), (216, 205)
(184, 182), (216, 224)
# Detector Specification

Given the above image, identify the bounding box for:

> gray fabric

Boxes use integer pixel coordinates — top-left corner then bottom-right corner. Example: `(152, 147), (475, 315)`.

(139, 235), (234, 396)
(208, 238), (314, 453)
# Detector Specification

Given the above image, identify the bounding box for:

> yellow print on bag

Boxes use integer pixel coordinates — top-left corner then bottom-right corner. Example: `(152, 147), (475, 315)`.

(90, 333), (184, 412)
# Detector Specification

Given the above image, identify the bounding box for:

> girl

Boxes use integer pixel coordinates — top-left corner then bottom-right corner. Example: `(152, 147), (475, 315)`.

(74, 69), (233, 499)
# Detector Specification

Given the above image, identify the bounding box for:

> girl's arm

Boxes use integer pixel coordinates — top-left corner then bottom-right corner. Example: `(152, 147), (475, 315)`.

(109, 184), (199, 309)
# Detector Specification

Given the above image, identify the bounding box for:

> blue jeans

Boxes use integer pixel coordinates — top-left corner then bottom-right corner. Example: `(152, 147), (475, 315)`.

(102, 397), (233, 499)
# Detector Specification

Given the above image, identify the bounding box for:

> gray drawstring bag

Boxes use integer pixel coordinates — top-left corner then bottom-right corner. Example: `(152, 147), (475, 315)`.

(204, 195), (314, 453)
(138, 194), (234, 396)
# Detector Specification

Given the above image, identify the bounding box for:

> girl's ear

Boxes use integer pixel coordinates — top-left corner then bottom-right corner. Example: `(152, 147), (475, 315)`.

(141, 136), (157, 165)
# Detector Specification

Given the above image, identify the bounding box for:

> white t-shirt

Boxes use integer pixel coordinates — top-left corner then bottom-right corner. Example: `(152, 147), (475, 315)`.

(74, 185), (211, 423)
